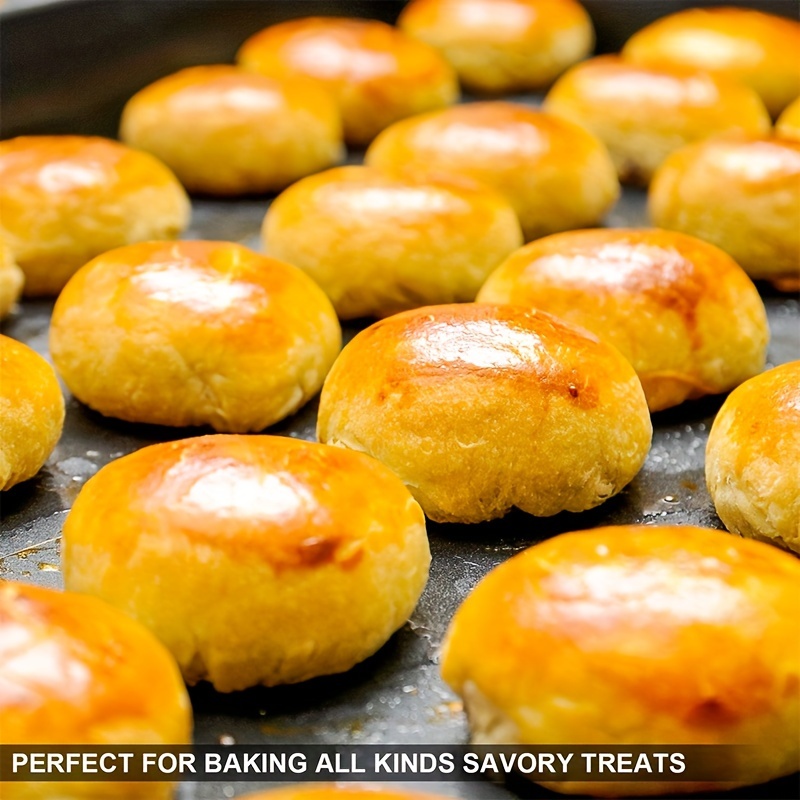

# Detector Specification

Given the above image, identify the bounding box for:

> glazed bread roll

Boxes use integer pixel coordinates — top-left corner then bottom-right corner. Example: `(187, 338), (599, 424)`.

(0, 335), (64, 491)
(776, 96), (800, 140)
(543, 56), (770, 184)
(317, 304), (651, 524)
(622, 6), (800, 118)
(706, 361), (800, 555)
(241, 787), (450, 800)
(0, 581), (191, 800)
(120, 65), (344, 195)
(63, 434), (430, 692)
(263, 165), (523, 319)
(0, 235), (24, 318)
(49, 240), (341, 432)
(366, 102), (619, 241)
(237, 17), (458, 146)
(0, 136), (189, 295)
(477, 229), (769, 412)
(649, 136), (800, 290)
(441, 525), (800, 796)
(398, 0), (594, 94)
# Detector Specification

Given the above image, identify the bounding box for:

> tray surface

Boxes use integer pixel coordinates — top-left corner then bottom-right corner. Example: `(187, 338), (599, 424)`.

(1, 2), (799, 799)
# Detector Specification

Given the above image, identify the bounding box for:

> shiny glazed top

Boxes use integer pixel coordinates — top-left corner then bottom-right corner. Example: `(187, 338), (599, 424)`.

(709, 361), (800, 475)
(0, 334), (63, 414)
(120, 64), (341, 125)
(51, 240), (337, 348)
(0, 135), (181, 195)
(545, 55), (770, 126)
(442, 524), (800, 723)
(622, 6), (800, 115)
(652, 135), (800, 193)
(366, 102), (607, 177)
(367, 101), (608, 168)
(480, 228), (757, 326)
(64, 435), (425, 570)
(0, 581), (190, 744)
(237, 17), (453, 86)
(324, 303), (642, 412)
(267, 165), (517, 227)
(399, 0), (592, 43)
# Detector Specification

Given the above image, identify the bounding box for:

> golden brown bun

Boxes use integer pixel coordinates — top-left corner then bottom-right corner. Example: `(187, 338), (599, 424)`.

(49, 241), (341, 432)
(543, 55), (770, 184)
(441, 525), (800, 796)
(63, 435), (430, 692)
(241, 787), (451, 800)
(477, 228), (769, 412)
(649, 135), (800, 290)
(317, 303), (651, 524)
(776, 96), (800, 140)
(237, 17), (458, 146)
(398, 0), (593, 94)
(0, 235), (24, 318)
(622, 6), (800, 118)
(120, 65), (344, 195)
(0, 581), (191, 800)
(263, 165), (523, 319)
(366, 102), (619, 241)
(0, 335), (64, 491)
(0, 136), (190, 296)
(706, 361), (800, 554)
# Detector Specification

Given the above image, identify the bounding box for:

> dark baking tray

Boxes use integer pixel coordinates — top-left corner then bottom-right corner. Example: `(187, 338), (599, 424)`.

(1, 2), (799, 799)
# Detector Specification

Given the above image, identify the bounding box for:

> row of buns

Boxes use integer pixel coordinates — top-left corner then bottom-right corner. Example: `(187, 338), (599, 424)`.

(108, 3), (800, 199)
(400, 1), (800, 115)
(1, 6), (798, 297)
(0, 211), (781, 433)
(1, 127), (797, 540)
(2, 5), (795, 530)
(2, 114), (798, 305)
(1, 7), (798, 300)
(123, 2), (800, 171)
(3, 300), (798, 780)
(1, 10), (797, 537)
(4, 513), (799, 797)
(3, 298), (798, 546)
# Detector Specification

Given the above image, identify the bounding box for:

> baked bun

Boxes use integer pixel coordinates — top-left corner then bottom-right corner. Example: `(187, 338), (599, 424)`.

(241, 787), (450, 800)
(441, 524), (800, 796)
(649, 135), (800, 291)
(49, 240), (340, 432)
(1, 335), (64, 491)
(622, 6), (800, 118)
(776, 96), (800, 140)
(63, 434), (430, 692)
(263, 165), (523, 319)
(366, 102), (619, 241)
(237, 17), (458, 146)
(477, 229), (769, 412)
(120, 65), (344, 195)
(398, 0), (594, 94)
(317, 304), (651, 524)
(706, 361), (800, 554)
(0, 136), (189, 296)
(0, 581), (191, 800)
(543, 55), (770, 184)
(0, 235), (24, 318)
